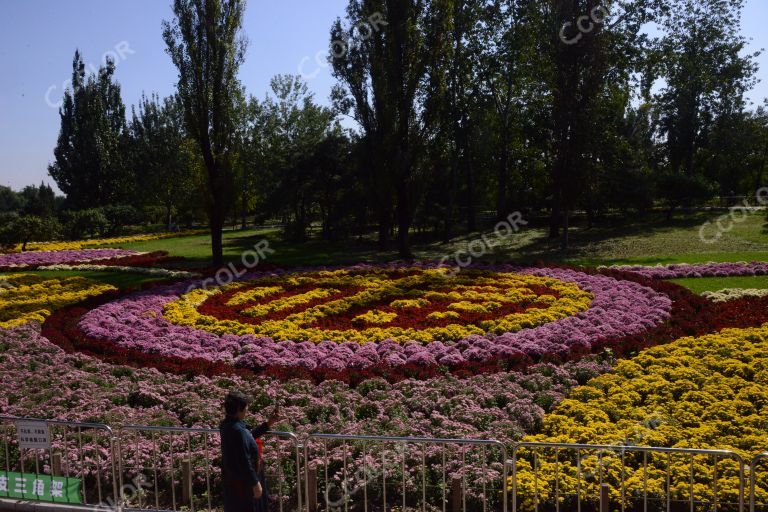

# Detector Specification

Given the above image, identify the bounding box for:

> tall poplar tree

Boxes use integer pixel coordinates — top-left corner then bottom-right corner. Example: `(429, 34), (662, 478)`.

(163, 0), (247, 265)
(49, 51), (129, 208)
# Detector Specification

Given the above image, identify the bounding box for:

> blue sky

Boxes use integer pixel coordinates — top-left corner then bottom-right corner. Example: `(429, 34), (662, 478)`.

(0, 0), (766, 192)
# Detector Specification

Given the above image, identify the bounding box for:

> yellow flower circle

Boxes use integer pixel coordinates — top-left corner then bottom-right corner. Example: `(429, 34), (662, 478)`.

(162, 267), (593, 344)
(0, 274), (116, 328)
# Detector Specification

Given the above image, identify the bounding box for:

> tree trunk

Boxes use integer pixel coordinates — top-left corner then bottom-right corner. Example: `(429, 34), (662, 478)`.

(755, 140), (768, 192)
(496, 143), (509, 221)
(444, 155), (457, 244)
(561, 209), (569, 251)
(396, 183), (412, 259)
(378, 209), (391, 252)
(240, 192), (247, 230)
(210, 203), (224, 267)
(549, 197), (561, 239)
(464, 148), (476, 233)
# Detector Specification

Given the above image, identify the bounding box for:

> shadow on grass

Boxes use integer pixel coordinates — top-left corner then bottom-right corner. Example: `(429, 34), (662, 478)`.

(166, 211), (766, 270)
(474, 212), (711, 264)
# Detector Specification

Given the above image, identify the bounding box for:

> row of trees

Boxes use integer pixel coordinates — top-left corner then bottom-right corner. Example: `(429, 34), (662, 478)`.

(327, 0), (766, 254)
(0, 182), (153, 249)
(40, 0), (768, 262)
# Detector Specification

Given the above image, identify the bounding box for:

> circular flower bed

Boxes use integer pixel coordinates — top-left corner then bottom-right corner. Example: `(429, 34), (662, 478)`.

(165, 267), (594, 343)
(1, 321), (611, 441)
(5, 258), (768, 510)
(69, 264), (672, 379)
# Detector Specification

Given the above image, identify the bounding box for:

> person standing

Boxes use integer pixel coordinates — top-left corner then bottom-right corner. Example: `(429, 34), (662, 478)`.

(220, 391), (280, 512)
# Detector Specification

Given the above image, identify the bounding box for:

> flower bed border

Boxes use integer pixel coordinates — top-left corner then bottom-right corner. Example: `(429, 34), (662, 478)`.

(0, 250), (182, 271)
(41, 263), (768, 385)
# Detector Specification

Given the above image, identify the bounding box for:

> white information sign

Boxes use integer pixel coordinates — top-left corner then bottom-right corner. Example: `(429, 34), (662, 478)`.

(16, 421), (51, 450)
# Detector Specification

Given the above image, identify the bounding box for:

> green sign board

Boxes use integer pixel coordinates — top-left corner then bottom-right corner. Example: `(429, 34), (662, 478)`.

(0, 471), (82, 503)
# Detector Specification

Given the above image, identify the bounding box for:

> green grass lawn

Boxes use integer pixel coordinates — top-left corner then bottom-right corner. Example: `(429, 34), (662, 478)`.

(669, 275), (768, 294)
(6, 210), (768, 295)
(91, 211), (768, 269)
(100, 227), (272, 262)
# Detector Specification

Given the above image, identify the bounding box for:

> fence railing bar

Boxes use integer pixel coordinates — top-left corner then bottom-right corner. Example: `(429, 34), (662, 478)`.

(577, 448), (582, 512)
(382, 446), (387, 512)
(461, 445), (466, 512)
(621, 449), (626, 512)
(643, 450), (648, 512)
(203, 431), (212, 512)
(690, 454), (694, 512)
(666, 452), (671, 512)
(713, 455), (718, 512)
(0, 418), (762, 512)
(77, 427), (86, 504)
(750, 452), (768, 512)
(442, 443), (447, 512)
(533, 449), (539, 512)
(168, 431), (176, 512)
(422, 442), (426, 512)
(343, 439), (348, 512)
(481, 443), (487, 512)
(152, 430), (160, 511)
(555, 449), (560, 512)
(402, 441), (407, 512)
(363, 441), (368, 512)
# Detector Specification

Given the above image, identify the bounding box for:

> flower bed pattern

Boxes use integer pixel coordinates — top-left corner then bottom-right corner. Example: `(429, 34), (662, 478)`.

(65, 265), (672, 380)
(1, 320), (610, 450)
(702, 287), (768, 303)
(0, 249), (138, 269)
(3, 258), (768, 508)
(12, 230), (208, 252)
(39, 264), (200, 280)
(519, 323), (768, 506)
(164, 268), (594, 343)
(607, 261), (768, 279)
(0, 274), (116, 328)
(83, 250), (184, 268)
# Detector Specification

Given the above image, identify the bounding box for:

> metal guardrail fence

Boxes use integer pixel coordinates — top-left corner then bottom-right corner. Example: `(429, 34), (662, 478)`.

(115, 425), (303, 512)
(2, 417), (768, 512)
(511, 442), (747, 512)
(751, 453), (768, 512)
(0, 416), (119, 509)
(303, 434), (508, 512)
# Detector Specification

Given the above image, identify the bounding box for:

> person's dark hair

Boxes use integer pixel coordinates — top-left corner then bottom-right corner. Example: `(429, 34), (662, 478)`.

(224, 391), (249, 417)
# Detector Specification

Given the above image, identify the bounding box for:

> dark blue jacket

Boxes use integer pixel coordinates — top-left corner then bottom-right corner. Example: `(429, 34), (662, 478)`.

(220, 418), (269, 512)
(220, 418), (261, 486)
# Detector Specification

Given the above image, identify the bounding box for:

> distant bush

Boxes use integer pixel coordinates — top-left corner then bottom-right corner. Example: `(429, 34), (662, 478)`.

(0, 214), (61, 251)
(102, 204), (143, 235)
(656, 172), (716, 216)
(63, 209), (109, 240)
